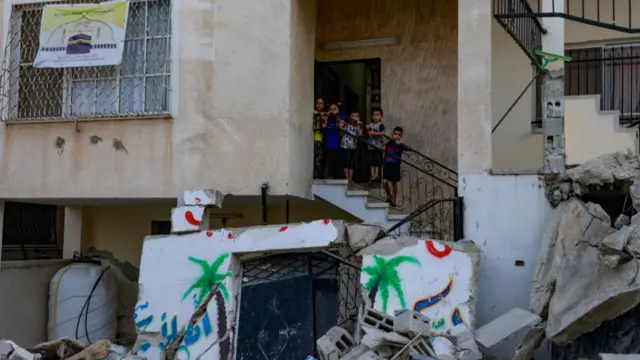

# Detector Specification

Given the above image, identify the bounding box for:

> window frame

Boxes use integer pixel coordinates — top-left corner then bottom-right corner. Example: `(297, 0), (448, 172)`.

(1, 0), (178, 123)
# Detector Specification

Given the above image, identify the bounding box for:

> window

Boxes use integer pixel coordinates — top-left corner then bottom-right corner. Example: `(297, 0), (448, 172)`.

(565, 44), (640, 126)
(1, 0), (171, 122)
(2, 202), (62, 261)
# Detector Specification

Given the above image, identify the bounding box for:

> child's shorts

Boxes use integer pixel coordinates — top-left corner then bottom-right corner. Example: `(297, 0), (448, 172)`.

(342, 148), (356, 169)
(369, 149), (383, 167)
(383, 163), (401, 182)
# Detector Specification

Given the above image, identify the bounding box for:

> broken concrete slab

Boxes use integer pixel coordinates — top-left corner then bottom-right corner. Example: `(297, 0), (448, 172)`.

(346, 223), (386, 253)
(449, 324), (482, 360)
(0, 341), (41, 360)
(530, 199), (616, 316)
(180, 189), (224, 207)
(170, 206), (207, 233)
(474, 308), (541, 352)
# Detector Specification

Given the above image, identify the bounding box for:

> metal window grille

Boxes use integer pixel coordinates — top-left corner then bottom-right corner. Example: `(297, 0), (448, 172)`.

(0, 0), (172, 123)
(240, 251), (363, 331)
(1, 201), (61, 260)
(564, 44), (640, 127)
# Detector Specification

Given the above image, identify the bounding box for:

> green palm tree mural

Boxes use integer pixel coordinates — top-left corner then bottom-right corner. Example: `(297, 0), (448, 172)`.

(362, 254), (421, 313)
(182, 253), (232, 360)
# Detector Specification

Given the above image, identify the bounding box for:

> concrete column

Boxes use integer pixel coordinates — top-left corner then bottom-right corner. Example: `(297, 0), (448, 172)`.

(458, 0), (492, 175)
(541, 0), (566, 173)
(63, 206), (83, 259)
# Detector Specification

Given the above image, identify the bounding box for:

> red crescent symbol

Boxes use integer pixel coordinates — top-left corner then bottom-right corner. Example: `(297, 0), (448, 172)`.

(185, 211), (201, 226)
(426, 240), (452, 259)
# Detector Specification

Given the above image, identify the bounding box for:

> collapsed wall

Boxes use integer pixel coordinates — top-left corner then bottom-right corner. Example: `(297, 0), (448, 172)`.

(538, 152), (640, 358)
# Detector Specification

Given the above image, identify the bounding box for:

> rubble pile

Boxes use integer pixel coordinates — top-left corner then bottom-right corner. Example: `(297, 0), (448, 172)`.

(545, 151), (640, 207)
(313, 307), (541, 360)
(529, 152), (640, 358)
(0, 338), (144, 360)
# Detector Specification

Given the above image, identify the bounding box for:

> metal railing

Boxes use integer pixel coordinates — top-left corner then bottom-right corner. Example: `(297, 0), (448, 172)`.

(1, 201), (61, 261)
(312, 124), (462, 241)
(494, 0), (640, 34)
(565, 44), (640, 127)
(493, 0), (546, 66)
(0, 0), (172, 123)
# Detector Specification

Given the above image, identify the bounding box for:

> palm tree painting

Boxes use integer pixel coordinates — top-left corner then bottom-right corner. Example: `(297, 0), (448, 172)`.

(182, 253), (232, 360)
(362, 254), (421, 313)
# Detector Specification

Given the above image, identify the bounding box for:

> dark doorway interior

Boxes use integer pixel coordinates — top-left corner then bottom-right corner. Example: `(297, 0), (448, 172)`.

(314, 59), (382, 183)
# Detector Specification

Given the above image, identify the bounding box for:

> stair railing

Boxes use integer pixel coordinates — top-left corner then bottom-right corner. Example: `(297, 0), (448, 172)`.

(312, 123), (462, 241)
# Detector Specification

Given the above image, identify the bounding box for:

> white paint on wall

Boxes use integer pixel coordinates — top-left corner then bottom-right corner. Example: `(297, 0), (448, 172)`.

(461, 173), (552, 359)
(134, 219), (341, 360)
(360, 239), (476, 333)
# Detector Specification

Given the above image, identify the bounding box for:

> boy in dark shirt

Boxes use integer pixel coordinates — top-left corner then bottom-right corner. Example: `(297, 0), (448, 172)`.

(366, 108), (386, 182)
(382, 126), (406, 206)
(322, 103), (345, 179)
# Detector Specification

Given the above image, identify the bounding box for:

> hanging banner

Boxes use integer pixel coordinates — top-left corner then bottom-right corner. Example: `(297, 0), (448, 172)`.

(33, 0), (129, 68)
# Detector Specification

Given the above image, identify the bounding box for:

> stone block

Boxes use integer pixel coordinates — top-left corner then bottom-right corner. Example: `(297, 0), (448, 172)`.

(180, 189), (224, 207)
(361, 308), (394, 333)
(170, 206), (206, 233)
(450, 324), (482, 360)
(346, 223), (386, 252)
(394, 310), (430, 337)
(316, 326), (355, 360)
(474, 308), (541, 351)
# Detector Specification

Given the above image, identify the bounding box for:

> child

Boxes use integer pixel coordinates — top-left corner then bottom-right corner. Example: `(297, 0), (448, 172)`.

(322, 103), (345, 179)
(366, 108), (386, 182)
(313, 97), (326, 178)
(382, 126), (406, 207)
(339, 111), (363, 184)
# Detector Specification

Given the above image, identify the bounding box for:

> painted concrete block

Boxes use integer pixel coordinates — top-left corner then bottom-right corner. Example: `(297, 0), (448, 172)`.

(474, 308), (541, 351)
(135, 220), (344, 360)
(181, 189), (224, 207)
(340, 345), (382, 360)
(360, 239), (480, 333)
(316, 326), (355, 360)
(394, 309), (430, 337)
(171, 206), (206, 233)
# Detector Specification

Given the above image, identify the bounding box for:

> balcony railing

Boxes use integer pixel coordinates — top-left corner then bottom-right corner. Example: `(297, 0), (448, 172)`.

(312, 123), (462, 241)
(565, 44), (640, 127)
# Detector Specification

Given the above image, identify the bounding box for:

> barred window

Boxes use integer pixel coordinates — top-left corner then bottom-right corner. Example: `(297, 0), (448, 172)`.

(1, 0), (171, 122)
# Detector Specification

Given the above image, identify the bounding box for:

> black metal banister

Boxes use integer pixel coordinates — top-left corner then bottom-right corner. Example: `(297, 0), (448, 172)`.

(313, 122), (461, 240)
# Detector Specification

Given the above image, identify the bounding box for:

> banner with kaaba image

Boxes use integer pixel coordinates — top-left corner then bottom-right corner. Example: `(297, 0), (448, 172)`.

(33, 0), (129, 68)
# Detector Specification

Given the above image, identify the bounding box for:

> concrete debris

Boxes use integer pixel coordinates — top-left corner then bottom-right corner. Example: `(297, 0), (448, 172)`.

(346, 223), (387, 253)
(531, 198), (640, 345)
(0, 338), (144, 360)
(474, 309), (541, 354)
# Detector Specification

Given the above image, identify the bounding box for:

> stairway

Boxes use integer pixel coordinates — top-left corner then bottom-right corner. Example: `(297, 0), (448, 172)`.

(311, 179), (410, 233)
(565, 95), (638, 166)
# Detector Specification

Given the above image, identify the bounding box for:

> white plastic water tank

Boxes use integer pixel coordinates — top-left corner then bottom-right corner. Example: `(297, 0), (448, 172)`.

(48, 262), (118, 344)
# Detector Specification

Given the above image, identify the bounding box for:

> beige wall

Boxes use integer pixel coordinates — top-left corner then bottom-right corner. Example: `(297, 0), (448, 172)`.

(0, 260), (68, 347)
(82, 200), (359, 267)
(0, 0), (316, 200)
(491, 20), (543, 172)
(491, 0), (640, 172)
(316, 0), (458, 169)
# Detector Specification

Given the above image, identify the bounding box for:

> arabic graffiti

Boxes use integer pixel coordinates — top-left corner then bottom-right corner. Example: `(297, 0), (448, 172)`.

(134, 295), (214, 359)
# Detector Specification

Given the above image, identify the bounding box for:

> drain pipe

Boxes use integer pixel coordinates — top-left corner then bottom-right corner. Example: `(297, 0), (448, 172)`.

(261, 183), (269, 225)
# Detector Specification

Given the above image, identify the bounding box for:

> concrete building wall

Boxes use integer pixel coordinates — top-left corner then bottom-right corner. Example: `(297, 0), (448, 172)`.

(0, 260), (68, 347)
(82, 201), (359, 267)
(315, 0), (458, 169)
(0, 0), (316, 200)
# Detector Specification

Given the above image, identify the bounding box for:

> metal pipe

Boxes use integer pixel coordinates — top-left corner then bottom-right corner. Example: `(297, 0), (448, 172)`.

(493, 70), (544, 134)
(261, 183), (268, 225)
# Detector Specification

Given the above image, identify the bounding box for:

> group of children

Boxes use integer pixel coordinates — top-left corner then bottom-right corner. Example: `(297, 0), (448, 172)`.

(313, 97), (406, 206)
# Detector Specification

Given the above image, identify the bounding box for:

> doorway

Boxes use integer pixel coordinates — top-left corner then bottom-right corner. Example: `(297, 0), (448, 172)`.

(314, 59), (382, 183)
